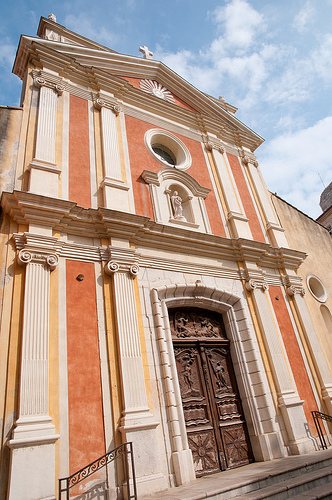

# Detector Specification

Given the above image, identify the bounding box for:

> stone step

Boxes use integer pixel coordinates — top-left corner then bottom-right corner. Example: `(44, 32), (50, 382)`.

(291, 482), (332, 499)
(140, 450), (332, 500)
(231, 465), (332, 499)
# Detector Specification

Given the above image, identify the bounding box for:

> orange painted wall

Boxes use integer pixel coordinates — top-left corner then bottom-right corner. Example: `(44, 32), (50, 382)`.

(66, 260), (105, 475)
(125, 115), (225, 237)
(269, 286), (318, 432)
(227, 154), (265, 243)
(69, 95), (91, 208)
(119, 76), (198, 113)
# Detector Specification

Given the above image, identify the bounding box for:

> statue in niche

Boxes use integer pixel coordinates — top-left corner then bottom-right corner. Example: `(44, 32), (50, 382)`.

(171, 191), (187, 221)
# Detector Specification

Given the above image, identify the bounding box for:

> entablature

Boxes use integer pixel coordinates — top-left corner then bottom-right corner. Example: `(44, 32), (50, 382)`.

(2, 191), (306, 273)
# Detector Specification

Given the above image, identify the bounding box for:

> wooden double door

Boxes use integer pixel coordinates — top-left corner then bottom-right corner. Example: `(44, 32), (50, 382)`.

(170, 308), (253, 476)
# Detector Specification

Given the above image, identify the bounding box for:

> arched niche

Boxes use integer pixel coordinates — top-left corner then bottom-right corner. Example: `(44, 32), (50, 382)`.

(141, 167), (211, 232)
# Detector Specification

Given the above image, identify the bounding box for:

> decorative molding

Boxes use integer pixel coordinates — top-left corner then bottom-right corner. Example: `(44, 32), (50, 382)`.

(2, 193), (308, 271)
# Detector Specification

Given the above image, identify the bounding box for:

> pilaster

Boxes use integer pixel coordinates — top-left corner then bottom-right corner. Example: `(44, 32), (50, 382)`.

(7, 233), (60, 500)
(105, 247), (167, 495)
(284, 273), (332, 415)
(206, 141), (252, 239)
(245, 269), (315, 455)
(27, 72), (63, 198)
(241, 156), (288, 248)
(94, 96), (130, 211)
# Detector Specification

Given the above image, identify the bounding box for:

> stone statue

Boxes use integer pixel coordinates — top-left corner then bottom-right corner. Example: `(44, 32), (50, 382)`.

(171, 191), (186, 221)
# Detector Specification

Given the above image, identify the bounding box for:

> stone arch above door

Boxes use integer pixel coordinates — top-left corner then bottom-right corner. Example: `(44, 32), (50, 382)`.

(151, 283), (284, 486)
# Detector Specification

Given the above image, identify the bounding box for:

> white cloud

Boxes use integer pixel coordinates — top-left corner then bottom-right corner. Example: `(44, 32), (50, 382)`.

(0, 39), (16, 68)
(64, 14), (120, 48)
(292, 1), (316, 33)
(214, 0), (265, 51)
(311, 33), (332, 82)
(259, 117), (332, 218)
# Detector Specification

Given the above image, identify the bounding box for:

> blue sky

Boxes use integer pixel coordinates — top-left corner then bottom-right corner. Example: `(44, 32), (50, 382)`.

(1, 0), (332, 219)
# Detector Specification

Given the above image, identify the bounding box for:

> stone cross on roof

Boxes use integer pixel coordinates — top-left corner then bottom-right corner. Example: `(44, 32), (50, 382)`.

(139, 45), (153, 59)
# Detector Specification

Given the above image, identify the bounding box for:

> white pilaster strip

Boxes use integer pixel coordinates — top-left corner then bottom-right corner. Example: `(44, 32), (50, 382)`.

(113, 270), (149, 412)
(62, 90), (70, 201)
(58, 257), (69, 478)
(101, 106), (122, 180)
(89, 101), (98, 209)
(35, 85), (57, 163)
(8, 234), (60, 500)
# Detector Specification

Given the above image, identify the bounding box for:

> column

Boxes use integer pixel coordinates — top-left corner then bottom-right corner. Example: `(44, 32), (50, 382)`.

(94, 97), (130, 211)
(105, 247), (167, 496)
(245, 272), (315, 455)
(242, 156), (289, 248)
(28, 73), (63, 197)
(8, 234), (60, 500)
(206, 141), (252, 239)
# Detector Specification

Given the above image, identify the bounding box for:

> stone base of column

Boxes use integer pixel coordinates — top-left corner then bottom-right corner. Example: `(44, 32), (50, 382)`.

(119, 410), (168, 497)
(27, 159), (61, 198)
(102, 177), (130, 211)
(250, 432), (285, 462)
(7, 417), (59, 500)
(171, 449), (195, 486)
(278, 393), (315, 455)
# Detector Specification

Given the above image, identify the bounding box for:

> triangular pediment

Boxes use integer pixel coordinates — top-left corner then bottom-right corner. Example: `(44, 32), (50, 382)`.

(13, 17), (263, 151)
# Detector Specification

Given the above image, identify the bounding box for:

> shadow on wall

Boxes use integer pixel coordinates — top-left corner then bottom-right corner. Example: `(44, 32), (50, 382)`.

(69, 481), (111, 500)
(304, 422), (319, 451)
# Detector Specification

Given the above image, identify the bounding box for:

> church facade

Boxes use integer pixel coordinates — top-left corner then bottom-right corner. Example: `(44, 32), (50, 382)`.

(1, 15), (332, 500)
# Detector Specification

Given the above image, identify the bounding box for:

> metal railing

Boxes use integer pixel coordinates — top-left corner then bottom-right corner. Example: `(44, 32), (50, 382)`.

(312, 411), (332, 450)
(58, 442), (137, 500)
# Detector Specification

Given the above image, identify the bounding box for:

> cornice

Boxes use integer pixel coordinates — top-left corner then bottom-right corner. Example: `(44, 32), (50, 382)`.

(1, 191), (306, 271)
(12, 35), (263, 151)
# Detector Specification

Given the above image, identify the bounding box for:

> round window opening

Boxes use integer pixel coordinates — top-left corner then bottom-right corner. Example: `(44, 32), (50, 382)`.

(145, 129), (192, 170)
(152, 144), (176, 166)
(307, 274), (328, 303)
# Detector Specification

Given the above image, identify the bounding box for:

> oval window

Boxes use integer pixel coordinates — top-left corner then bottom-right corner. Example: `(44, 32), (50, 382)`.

(307, 274), (328, 302)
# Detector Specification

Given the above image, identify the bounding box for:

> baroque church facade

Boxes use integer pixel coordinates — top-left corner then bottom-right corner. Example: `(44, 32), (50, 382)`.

(1, 14), (332, 500)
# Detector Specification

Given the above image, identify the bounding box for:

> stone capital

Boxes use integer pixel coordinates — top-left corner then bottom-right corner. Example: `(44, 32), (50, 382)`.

(282, 274), (306, 296)
(105, 247), (139, 277)
(94, 97), (121, 115)
(33, 75), (65, 95)
(14, 233), (61, 271)
(17, 249), (59, 271)
(241, 155), (259, 167)
(243, 268), (269, 292)
(286, 285), (306, 297)
(105, 260), (139, 277)
(205, 141), (225, 154)
(245, 278), (269, 292)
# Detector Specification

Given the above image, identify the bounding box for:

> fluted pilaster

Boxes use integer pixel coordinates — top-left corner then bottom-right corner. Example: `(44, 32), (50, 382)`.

(7, 235), (60, 500)
(28, 74), (63, 198)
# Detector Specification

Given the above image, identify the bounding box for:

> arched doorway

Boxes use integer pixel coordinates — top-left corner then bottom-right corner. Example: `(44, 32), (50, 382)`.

(169, 307), (253, 476)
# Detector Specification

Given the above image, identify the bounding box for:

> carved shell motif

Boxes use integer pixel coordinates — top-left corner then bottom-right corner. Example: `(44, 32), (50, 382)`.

(140, 79), (175, 103)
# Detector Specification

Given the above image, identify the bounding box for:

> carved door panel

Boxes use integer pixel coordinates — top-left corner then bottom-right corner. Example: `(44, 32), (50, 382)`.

(171, 308), (253, 476)
(203, 347), (252, 468)
(174, 346), (224, 476)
